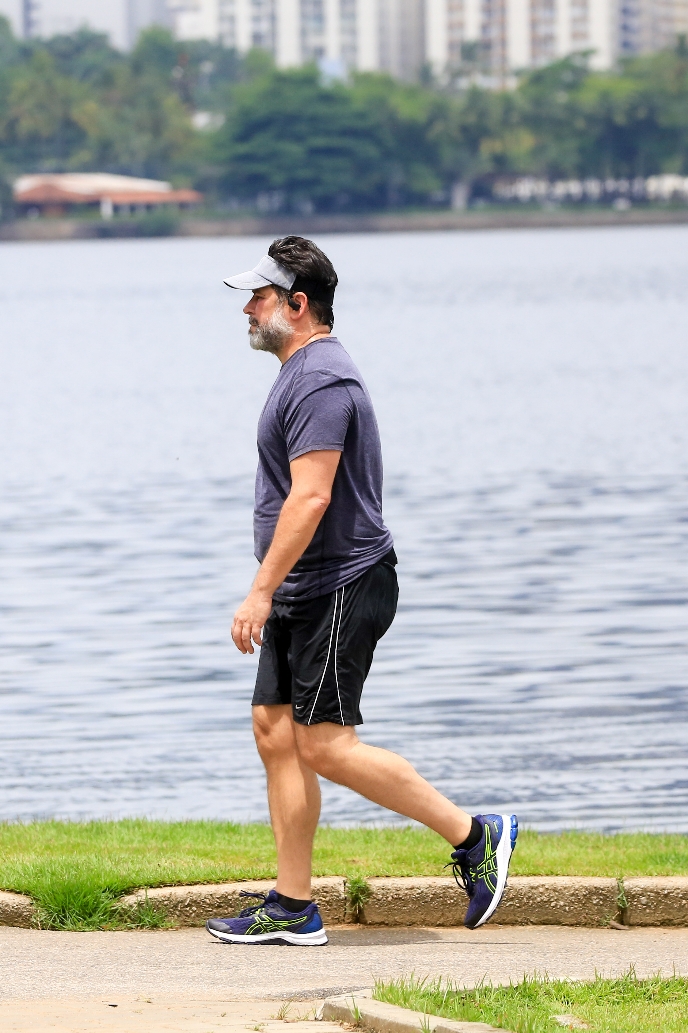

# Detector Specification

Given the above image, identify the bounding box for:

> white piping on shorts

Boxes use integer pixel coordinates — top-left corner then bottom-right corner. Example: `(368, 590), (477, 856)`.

(333, 586), (345, 725)
(307, 586), (345, 726)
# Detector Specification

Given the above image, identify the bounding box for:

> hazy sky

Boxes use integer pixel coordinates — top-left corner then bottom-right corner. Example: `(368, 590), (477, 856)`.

(0, 0), (128, 48)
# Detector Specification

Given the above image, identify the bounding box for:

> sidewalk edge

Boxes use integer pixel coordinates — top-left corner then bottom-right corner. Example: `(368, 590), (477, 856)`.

(317, 991), (506, 1033)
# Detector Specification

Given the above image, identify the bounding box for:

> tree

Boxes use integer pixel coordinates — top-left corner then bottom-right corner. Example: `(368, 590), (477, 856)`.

(0, 22), (197, 179)
(41, 28), (122, 85)
(350, 73), (448, 204)
(0, 14), (20, 68)
(0, 50), (89, 168)
(575, 46), (688, 177)
(423, 80), (541, 204)
(131, 26), (180, 80)
(213, 66), (389, 211)
(72, 63), (197, 178)
(517, 55), (591, 177)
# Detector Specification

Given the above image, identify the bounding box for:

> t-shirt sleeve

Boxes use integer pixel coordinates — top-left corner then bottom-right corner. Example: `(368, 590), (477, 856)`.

(283, 374), (354, 461)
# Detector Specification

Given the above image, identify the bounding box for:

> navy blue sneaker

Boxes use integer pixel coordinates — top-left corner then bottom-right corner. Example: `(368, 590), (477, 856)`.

(205, 890), (328, 946)
(448, 814), (518, 929)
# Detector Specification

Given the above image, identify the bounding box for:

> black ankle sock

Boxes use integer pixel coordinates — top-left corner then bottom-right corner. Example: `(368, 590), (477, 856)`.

(276, 892), (311, 913)
(455, 817), (482, 853)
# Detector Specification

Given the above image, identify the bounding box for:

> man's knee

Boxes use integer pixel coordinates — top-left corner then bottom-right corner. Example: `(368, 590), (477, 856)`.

(295, 724), (357, 777)
(294, 735), (326, 773)
(252, 705), (297, 763)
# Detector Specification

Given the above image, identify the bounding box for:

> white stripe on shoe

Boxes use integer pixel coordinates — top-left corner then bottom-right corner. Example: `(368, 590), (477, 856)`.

(206, 926), (328, 945)
(473, 814), (517, 928)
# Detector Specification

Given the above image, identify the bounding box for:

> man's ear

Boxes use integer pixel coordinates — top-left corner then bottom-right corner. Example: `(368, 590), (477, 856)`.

(287, 292), (308, 315)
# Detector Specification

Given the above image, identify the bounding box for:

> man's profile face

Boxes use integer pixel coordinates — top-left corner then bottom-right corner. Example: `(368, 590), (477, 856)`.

(243, 285), (293, 354)
(243, 285), (278, 330)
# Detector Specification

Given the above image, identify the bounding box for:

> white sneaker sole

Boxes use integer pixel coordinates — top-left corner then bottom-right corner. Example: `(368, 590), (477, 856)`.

(206, 926), (328, 946)
(472, 814), (517, 929)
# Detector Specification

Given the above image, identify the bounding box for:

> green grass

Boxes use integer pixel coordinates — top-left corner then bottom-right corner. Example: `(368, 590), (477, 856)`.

(1, 821), (687, 930)
(374, 972), (688, 1033)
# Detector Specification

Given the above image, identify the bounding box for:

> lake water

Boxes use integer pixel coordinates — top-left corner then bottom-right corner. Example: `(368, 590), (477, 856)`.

(1, 226), (687, 832)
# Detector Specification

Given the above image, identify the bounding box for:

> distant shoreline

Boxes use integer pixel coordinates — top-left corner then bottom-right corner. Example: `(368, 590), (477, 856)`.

(2, 207), (688, 242)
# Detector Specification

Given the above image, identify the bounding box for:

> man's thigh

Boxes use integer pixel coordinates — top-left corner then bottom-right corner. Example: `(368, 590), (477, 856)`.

(252, 703), (296, 753)
(290, 560), (398, 727)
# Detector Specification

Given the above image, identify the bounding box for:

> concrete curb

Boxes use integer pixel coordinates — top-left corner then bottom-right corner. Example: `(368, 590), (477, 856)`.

(118, 877), (346, 927)
(3, 876), (688, 929)
(109, 875), (688, 928)
(0, 890), (35, 928)
(317, 991), (506, 1033)
(359, 876), (618, 927)
(625, 877), (688, 926)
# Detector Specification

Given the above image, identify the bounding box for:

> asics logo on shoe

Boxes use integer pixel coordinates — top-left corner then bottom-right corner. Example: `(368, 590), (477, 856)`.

(471, 825), (498, 893)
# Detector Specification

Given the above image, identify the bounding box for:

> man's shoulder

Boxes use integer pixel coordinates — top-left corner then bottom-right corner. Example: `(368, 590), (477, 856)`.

(299, 337), (362, 383)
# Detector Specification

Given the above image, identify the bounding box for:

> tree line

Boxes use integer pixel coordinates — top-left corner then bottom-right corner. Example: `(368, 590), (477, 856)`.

(1, 16), (688, 215)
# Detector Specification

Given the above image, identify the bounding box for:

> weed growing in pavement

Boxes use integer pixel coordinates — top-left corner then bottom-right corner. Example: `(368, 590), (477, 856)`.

(616, 876), (629, 925)
(289, 1008), (316, 1022)
(347, 875), (371, 919)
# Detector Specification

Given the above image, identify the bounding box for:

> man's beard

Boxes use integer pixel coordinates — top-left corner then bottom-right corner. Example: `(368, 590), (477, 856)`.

(249, 306), (294, 354)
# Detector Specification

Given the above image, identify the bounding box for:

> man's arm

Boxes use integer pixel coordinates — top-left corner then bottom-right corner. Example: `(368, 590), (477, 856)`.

(232, 449), (341, 654)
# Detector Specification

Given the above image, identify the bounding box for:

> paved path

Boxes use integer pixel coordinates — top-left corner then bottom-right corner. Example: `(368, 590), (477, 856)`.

(2, 925), (687, 1031)
(0, 1000), (340, 1033)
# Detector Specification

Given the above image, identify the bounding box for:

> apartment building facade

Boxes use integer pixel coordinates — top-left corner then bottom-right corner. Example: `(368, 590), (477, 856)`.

(426, 0), (616, 73)
(427, 0), (687, 74)
(2, 0), (685, 72)
(162, 0), (425, 77)
(162, 0), (688, 76)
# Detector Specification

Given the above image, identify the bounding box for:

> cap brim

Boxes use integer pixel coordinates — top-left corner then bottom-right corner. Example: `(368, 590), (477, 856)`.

(223, 270), (273, 290)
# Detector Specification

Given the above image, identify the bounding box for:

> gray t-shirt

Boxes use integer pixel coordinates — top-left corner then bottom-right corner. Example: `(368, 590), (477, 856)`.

(254, 336), (393, 602)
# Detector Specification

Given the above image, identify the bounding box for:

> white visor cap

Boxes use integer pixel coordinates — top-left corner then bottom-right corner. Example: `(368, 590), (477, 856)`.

(224, 255), (296, 292)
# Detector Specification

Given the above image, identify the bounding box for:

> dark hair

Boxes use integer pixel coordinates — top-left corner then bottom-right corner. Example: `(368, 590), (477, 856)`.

(268, 236), (338, 330)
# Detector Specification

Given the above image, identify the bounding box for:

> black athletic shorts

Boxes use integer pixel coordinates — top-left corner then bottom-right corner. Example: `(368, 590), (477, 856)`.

(252, 549), (398, 726)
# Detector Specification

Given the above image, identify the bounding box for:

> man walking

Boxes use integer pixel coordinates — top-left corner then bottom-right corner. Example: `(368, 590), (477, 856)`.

(206, 236), (517, 946)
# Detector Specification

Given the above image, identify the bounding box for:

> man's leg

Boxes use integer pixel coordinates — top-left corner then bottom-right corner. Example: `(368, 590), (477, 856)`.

(204, 704), (327, 945)
(253, 704), (321, 900)
(294, 721), (471, 847)
(294, 722), (517, 931)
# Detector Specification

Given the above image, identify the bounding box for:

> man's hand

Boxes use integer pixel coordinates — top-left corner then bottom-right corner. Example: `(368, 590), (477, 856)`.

(232, 588), (273, 654)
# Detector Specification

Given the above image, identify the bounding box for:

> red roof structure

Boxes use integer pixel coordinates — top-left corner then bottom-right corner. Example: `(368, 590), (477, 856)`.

(14, 174), (202, 214)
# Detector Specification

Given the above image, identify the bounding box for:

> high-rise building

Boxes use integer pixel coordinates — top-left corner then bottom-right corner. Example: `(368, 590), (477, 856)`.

(168, 0), (424, 78)
(0, 0), (683, 70)
(378, 0), (426, 79)
(22, 0), (40, 37)
(426, 0), (687, 76)
(426, 0), (614, 76)
(618, 0), (688, 54)
(162, 0), (625, 75)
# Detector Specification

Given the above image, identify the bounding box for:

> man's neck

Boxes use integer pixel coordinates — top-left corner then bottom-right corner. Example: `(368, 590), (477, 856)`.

(277, 328), (332, 365)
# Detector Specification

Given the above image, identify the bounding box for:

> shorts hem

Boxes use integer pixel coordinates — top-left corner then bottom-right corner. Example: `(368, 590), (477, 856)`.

(292, 712), (362, 727)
